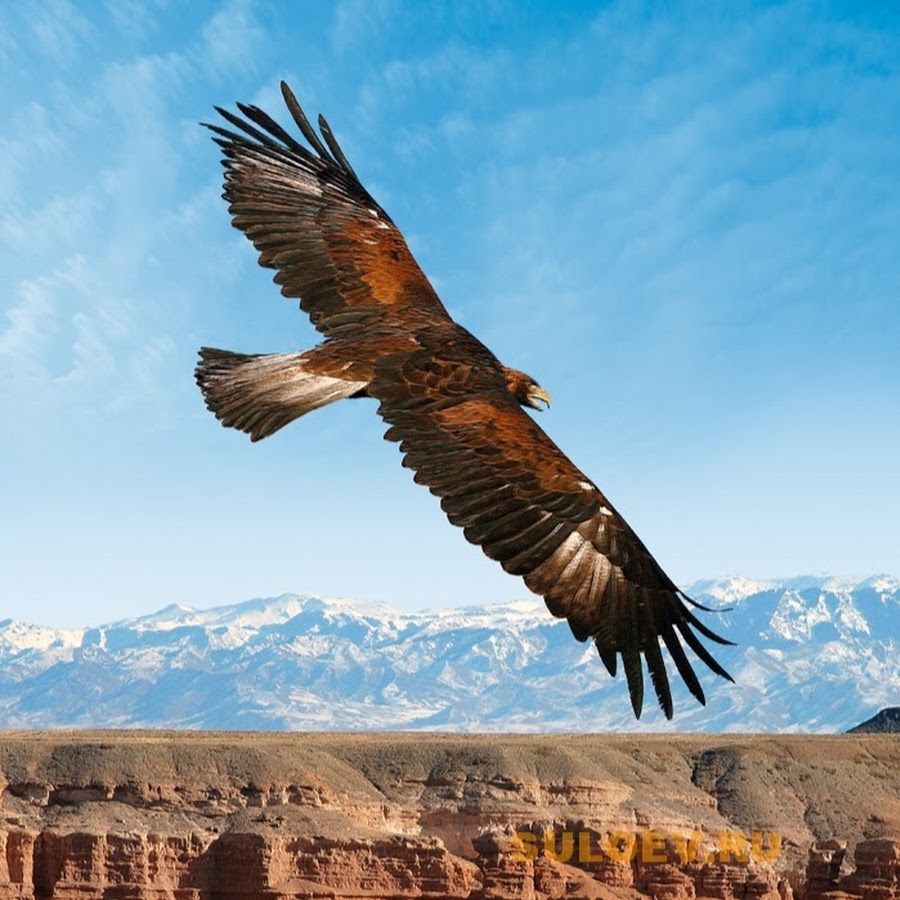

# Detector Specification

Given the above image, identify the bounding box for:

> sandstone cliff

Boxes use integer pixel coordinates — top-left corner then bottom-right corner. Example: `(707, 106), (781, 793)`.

(0, 732), (898, 898)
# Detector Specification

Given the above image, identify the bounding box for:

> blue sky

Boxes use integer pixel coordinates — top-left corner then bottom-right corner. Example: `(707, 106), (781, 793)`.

(2, 1), (898, 628)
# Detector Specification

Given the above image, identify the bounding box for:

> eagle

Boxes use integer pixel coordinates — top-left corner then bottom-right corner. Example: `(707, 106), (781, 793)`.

(195, 82), (733, 719)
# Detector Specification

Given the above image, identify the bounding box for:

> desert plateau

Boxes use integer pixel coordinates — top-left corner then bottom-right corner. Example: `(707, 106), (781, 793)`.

(1, 730), (898, 898)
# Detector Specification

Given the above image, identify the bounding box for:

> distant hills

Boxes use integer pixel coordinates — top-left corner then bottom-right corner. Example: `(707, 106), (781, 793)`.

(1, 574), (898, 732)
(847, 706), (900, 733)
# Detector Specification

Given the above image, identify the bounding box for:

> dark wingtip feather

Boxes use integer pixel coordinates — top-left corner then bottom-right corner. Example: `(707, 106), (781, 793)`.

(317, 113), (359, 182)
(681, 604), (737, 646)
(236, 101), (306, 154)
(621, 646), (644, 719)
(205, 83), (370, 206)
(630, 688), (643, 719)
(204, 121), (246, 146)
(680, 591), (734, 613)
(660, 622), (707, 706)
(212, 105), (283, 149)
(280, 80), (333, 163)
(676, 620), (735, 683)
(644, 639), (674, 719)
(596, 644), (617, 677)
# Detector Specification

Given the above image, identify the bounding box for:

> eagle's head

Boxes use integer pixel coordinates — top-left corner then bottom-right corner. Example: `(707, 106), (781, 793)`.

(504, 367), (552, 411)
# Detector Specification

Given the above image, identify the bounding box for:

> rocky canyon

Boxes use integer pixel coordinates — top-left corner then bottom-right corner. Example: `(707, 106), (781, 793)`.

(1, 732), (898, 898)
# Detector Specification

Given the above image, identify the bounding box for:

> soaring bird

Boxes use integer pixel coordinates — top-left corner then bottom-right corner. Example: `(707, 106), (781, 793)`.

(196, 82), (733, 719)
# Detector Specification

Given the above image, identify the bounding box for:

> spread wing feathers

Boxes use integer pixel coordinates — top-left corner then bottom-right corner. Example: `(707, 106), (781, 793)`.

(204, 81), (451, 340)
(372, 356), (733, 719)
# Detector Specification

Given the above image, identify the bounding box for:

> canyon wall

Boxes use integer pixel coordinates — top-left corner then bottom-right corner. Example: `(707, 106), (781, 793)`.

(0, 732), (898, 898)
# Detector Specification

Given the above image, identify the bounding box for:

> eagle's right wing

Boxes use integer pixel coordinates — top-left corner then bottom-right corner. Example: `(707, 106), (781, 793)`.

(372, 347), (734, 720)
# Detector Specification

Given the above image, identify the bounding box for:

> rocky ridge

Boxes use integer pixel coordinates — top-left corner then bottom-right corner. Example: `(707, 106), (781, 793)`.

(849, 708), (900, 734)
(0, 732), (898, 898)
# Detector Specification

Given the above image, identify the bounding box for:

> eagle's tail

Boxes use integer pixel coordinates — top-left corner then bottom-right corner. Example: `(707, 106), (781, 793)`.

(195, 348), (366, 441)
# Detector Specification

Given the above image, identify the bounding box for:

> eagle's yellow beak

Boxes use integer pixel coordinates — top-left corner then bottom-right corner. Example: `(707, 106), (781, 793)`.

(526, 385), (552, 411)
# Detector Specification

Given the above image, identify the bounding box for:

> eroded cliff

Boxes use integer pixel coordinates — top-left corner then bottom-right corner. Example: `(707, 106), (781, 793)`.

(0, 732), (898, 898)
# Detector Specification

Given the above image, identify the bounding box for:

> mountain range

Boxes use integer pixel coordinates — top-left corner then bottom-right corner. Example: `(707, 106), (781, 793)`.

(1, 574), (898, 732)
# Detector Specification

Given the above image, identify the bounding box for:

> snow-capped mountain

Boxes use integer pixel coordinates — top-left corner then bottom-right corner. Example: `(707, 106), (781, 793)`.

(1, 575), (897, 732)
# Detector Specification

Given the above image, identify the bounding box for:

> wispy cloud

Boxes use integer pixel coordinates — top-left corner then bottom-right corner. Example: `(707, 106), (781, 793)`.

(0, 12), (213, 439)
(200, 0), (266, 77)
(27, 0), (96, 66)
(382, 40), (512, 103)
(0, 264), (65, 379)
(0, 253), (133, 394)
(331, 0), (399, 55)
(104, 0), (164, 42)
(0, 101), (62, 206)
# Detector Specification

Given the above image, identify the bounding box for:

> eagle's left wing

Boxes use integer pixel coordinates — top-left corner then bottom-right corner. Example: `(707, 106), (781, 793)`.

(205, 83), (452, 341)
(372, 349), (733, 719)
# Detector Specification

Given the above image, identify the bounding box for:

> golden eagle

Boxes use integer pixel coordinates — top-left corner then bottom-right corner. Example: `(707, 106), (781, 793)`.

(196, 82), (733, 719)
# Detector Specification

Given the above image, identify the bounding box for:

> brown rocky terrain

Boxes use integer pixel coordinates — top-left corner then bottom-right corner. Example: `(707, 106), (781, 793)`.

(0, 731), (898, 898)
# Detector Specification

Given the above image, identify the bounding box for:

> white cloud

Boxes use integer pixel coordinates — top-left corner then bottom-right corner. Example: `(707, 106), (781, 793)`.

(0, 254), (125, 385)
(0, 272), (58, 378)
(0, 27), (212, 439)
(0, 102), (63, 206)
(201, 0), (266, 77)
(1, 190), (99, 258)
(331, 0), (399, 55)
(382, 41), (512, 101)
(27, 0), (96, 66)
(105, 0), (166, 41)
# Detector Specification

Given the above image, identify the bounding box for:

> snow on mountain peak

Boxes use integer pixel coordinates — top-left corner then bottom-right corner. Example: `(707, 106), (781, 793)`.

(769, 589), (835, 641)
(0, 618), (84, 653)
(1, 575), (898, 732)
(862, 574), (900, 594)
(688, 575), (777, 603)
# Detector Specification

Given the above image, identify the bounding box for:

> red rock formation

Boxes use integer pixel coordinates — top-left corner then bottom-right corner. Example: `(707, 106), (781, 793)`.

(0, 829), (482, 899)
(804, 839), (848, 899)
(801, 838), (900, 900)
(471, 826), (535, 899)
(2, 819), (898, 899)
(1, 733), (899, 898)
(836, 838), (900, 900)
